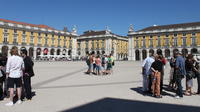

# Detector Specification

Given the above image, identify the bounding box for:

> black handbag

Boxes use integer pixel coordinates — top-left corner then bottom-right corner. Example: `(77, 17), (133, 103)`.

(187, 71), (195, 79)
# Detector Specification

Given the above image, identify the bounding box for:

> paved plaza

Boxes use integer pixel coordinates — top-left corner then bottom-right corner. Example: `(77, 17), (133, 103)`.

(0, 61), (200, 112)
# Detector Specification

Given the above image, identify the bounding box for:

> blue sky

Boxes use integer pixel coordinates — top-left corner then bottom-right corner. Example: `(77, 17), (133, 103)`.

(0, 0), (199, 35)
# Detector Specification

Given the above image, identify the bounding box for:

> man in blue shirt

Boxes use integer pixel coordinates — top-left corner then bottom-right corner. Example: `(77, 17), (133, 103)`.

(175, 52), (186, 99)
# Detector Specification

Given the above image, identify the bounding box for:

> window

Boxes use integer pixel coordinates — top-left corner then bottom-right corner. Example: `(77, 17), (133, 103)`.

(174, 37), (178, 47)
(183, 33), (186, 36)
(97, 40), (99, 49)
(14, 29), (17, 34)
(22, 35), (26, 43)
(150, 36), (153, 47)
(52, 39), (54, 45)
(192, 32), (196, 36)
(13, 34), (17, 43)
(38, 37), (41, 44)
(143, 37), (146, 48)
(3, 33), (8, 43)
(157, 36), (161, 47)
(86, 40), (89, 48)
(30, 36), (34, 44)
(102, 40), (104, 48)
(4, 29), (8, 33)
(92, 40), (94, 48)
(23, 31), (26, 35)
(165, 38), (169, 46)
(183, 37), (186, 46)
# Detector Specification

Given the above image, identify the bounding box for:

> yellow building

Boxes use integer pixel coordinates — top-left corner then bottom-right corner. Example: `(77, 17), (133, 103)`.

(77, 29), (128, 60)
(0, 19), (78, 59)
(128, 22), (200, 60)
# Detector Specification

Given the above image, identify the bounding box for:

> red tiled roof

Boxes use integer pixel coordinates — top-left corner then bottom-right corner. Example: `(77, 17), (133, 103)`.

(138, 22), (200, 32)
(0, 18), (55, 30)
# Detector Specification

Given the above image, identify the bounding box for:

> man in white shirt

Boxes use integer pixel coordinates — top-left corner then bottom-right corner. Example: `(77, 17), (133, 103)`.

(142, 53), (155, 92)
(5, 47), (24, 106)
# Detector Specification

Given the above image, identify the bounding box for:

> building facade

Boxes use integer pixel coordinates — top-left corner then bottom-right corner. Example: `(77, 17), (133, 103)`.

(128, 22), (200, 61)
(77, 29), (128, 60)
(0, 19), (78, 59)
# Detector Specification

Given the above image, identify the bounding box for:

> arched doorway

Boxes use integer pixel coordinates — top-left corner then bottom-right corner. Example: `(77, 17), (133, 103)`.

(1, 46), (8, 56)
(62, 49), (66, 55)
(86, 51), (89, 55)
(102, 51), (105, 55)
(43, 48), (48, 55)
(191, 48), (198, 54)
(135, 49), (140, 61)
(36, 48), (41, 58)
(157, 49), (162, 55)
(57, 49), (61, 55)
(29, 47), (34, 58)
(50, 49), (55, 55)
(68, 50), (71, 56)
(97, 51), (100, 55)
(164, 49), (170, 58)
(182, 48), (188, 57)
(149, 49), (154, 56)
(142, 49), (147, 60)
(173, 49), (179, 56)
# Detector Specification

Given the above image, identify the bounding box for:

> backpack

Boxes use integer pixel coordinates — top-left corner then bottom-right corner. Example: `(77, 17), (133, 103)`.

(102, 57), (106, 64)
(86, 57), (90, 65)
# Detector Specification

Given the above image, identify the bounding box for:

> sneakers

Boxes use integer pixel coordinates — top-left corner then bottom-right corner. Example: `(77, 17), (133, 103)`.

(16, 100), (22, 104)
(5, 101), (14, 106)
(5, 100), (22, 106)
(175, 96), (183, 99)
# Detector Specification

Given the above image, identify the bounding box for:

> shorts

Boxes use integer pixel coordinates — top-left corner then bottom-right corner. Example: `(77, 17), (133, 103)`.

(8, 77), (22, 88)
(96, 65), (101, 71)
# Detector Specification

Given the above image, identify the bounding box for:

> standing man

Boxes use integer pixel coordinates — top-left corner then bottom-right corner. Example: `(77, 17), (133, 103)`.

(21, 49), (34, 100)
(142, 53), (155, 93)
(5, 47), (24, 106)
(174, 52), (186, 99)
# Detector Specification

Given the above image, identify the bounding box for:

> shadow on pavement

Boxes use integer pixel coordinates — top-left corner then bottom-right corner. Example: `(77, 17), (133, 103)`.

(131, 86), (175, 97)
(130, 87), (152, 97)
(60, 97), (200, 112)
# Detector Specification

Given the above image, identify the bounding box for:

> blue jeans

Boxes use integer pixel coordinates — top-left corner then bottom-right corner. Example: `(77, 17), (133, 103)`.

(176, 77), (183, 97)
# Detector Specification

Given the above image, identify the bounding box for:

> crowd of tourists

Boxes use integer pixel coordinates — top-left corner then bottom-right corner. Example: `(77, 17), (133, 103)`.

(0, 46), (35, 106)
(85, 53), (115, 75)
(142, 51), (200, 99)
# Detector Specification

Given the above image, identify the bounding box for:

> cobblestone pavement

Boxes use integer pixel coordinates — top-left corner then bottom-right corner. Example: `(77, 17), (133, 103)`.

(0, 61), (200, 112)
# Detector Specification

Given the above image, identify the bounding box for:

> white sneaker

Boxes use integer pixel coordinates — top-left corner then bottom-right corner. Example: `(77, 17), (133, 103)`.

(5, 102), (14, 106)
(175, 96), (182, 99)
(16, 100), (22, 104)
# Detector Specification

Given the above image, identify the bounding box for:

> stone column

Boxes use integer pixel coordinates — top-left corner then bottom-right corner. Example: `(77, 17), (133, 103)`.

(71, 38), (77, 59)
(8, 45), (12, 57)
(34, 47), (37, 60)
(128, 37), (135, 60)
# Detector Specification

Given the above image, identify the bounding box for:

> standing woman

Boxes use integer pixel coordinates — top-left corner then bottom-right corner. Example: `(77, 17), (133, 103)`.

(21, 49), (34, 100)
(151, 55), (163, 98)
(185, 54), (195, 96)
(5, 47), (24, 106)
